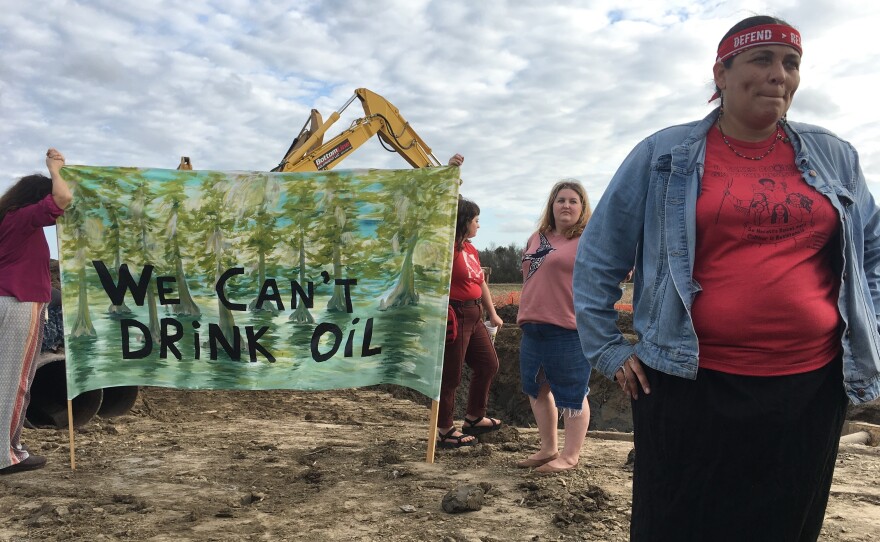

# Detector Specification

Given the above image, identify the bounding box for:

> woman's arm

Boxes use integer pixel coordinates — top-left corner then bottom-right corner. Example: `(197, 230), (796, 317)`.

(573, 140), (650, 383)
(46, 148), (72, 209)
(480, 280), (503, 328)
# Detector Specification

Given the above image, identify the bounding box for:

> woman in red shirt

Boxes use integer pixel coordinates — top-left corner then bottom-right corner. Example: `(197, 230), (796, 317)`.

(0, 149), (71, 474)
(437, 190), (504, 448)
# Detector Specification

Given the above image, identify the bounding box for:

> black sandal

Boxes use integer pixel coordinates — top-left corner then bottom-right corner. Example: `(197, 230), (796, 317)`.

(461, 416), (503, 435)
(437, 428), (477, 449)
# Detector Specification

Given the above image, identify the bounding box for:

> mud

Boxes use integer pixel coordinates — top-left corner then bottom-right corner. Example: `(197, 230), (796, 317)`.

(2, 305), (878, 541)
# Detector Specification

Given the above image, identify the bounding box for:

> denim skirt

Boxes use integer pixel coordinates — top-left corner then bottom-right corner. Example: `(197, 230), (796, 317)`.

(519, 323), (591, 411)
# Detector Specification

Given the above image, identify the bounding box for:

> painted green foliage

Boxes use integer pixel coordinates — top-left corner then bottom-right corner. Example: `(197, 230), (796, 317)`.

(154, 173), (201, 317)
(57, 166), (460, 400)
(280, 174), (320, 323)
(375, 168), (458, 309)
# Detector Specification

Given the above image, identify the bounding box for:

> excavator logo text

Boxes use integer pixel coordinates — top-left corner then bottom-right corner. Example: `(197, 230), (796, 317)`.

(314, 139), (353, 170)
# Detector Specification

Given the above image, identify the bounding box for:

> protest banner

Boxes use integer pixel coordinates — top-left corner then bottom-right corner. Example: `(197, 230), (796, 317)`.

(57, 166), (459, 408)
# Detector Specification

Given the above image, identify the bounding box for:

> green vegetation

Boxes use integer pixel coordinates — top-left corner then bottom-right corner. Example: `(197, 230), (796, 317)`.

(477, 243), (524, 283)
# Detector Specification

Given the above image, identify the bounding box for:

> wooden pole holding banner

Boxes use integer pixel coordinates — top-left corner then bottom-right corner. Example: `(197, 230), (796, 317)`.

(67, 400), (76, 470)
(425, 399), (440, 463)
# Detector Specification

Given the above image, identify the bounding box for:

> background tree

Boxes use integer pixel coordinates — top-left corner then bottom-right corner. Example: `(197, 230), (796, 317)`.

(478, 243), (525, 283)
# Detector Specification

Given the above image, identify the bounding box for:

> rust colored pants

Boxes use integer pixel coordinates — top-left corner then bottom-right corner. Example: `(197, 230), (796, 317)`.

(438, 301), (499, 429)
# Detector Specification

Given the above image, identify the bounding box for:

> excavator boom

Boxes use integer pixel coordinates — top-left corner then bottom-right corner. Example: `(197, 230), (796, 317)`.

(179, 88), (443, 174)
(272, 88), (440, 172)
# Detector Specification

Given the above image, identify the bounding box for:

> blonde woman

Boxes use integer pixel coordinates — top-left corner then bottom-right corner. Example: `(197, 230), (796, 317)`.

(517, 180), (591, 473)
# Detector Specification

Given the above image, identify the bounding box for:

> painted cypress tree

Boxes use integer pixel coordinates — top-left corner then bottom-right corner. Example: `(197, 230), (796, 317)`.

(154, 172), (201, 316)
(225, 171), (284, 314)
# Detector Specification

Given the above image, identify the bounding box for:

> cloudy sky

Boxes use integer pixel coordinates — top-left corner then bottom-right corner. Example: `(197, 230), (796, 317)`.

(3, 0), (879, 255)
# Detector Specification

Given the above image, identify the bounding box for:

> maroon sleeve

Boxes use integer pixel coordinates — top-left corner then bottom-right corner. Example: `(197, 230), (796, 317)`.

(15, 194), (64, 229)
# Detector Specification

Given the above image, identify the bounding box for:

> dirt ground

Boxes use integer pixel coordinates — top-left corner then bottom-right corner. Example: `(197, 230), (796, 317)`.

(2, 304), (879, 541)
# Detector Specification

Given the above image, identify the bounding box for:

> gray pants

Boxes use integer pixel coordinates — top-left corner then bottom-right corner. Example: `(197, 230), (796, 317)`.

(0, 296), (44, 468)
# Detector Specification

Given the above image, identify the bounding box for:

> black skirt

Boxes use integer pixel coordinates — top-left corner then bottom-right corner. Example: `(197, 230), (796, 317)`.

(630, 356), (847, 542)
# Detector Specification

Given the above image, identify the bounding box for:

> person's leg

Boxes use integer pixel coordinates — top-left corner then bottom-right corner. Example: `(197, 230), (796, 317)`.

(797, 385), (846, 541)
(0, 299), (43, 470)
(436, 306), (475, 445)
(526, 383), (559, 459)
(631, 357), (848, 542)
(699, 359), (846, 542)
(534, 326), (591, 471)
(629, 364), (703, 542)
(557, 395), (590, 467)
(776, 358), (846, 541)
(462, 305), (500, 427)
(518, 325), (556, 464)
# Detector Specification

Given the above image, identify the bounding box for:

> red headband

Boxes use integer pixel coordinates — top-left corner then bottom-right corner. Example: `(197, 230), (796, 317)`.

(716, 23), (802, 62)
(710, 23), (803, 102)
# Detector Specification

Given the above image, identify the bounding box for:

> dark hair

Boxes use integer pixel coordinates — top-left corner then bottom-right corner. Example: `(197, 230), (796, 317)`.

(770, 203), (790, 224)
(0, 174), (52, 225)
(454, 196), (480, 251)
(714, 15), (796, 99)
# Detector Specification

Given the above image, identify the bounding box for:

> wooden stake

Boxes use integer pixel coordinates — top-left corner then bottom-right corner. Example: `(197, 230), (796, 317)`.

(425, 399), (439, 463)
(67, 399), (76, 470)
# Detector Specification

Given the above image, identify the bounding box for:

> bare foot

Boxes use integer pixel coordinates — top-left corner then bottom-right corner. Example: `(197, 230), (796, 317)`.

(535, 457), (578, 474)
(516, 452), (559, 468)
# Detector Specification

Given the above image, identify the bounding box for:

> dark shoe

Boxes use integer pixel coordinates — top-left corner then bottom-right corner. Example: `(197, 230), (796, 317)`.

(461, 416), (502, 435)
(437, 428), (477, 449)
(516, 452), (559, 469)
(0, 454), (47, 475)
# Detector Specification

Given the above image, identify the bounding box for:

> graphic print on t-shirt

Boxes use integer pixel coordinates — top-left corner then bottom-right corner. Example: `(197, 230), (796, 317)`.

(463, 246), (484, 283)
(709, 166), (828, 250)
(692, 131), (842, 377)
(521, 232), (556, 282)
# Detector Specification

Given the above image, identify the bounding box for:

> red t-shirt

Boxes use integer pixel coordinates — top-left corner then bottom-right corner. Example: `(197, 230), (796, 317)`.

(0, 194), (64, 302)
(449, 241), (484, 301)
(691, 127), (841, 376)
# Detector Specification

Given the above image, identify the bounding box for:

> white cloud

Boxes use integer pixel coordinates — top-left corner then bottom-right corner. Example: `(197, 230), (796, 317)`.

(2, 0), (879, 252)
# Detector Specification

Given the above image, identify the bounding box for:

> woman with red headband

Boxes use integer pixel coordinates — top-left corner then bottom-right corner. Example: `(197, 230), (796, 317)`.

(574, 15), (880, 541)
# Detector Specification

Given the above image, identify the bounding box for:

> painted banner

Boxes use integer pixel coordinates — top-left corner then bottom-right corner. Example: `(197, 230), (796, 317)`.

(57, 166), (460, 401)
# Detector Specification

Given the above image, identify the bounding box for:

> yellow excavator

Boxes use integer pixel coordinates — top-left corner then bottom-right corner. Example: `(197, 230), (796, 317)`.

(178, 88), (442, 172)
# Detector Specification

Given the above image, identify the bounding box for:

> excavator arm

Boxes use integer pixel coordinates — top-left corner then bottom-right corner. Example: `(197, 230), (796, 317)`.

(271, 88), (441, 172)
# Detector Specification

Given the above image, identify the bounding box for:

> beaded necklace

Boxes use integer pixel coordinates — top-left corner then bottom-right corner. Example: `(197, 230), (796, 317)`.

(717, 120), (786, 161)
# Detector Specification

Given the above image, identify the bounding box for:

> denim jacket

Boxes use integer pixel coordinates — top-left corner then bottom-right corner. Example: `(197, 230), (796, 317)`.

(574, 108), (880, 404)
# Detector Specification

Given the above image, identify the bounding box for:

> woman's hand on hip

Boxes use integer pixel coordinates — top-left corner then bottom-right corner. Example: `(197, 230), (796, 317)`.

(615, 355), (650, 400)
